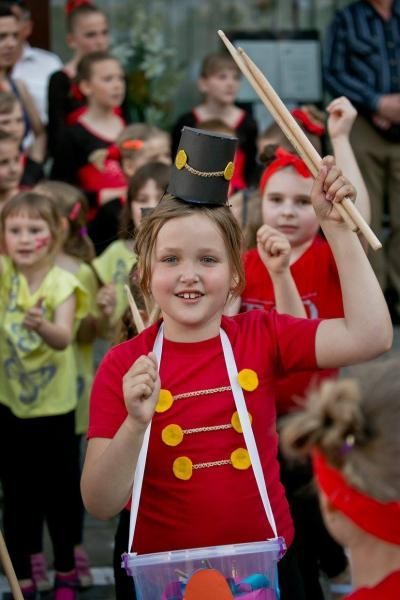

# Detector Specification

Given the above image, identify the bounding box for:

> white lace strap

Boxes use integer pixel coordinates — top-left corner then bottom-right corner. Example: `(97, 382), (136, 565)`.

(220, 329), (278, 538)
(128, 325), (164, 553)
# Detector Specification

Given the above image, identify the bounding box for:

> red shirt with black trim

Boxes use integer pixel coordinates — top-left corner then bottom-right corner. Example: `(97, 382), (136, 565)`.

(88, 310), (321, 554)
(241, 236), (343, 414)
(345, 570), (400, 599)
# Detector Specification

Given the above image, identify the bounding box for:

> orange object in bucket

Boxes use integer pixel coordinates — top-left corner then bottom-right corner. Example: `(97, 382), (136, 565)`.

(184, 568), (234, 599)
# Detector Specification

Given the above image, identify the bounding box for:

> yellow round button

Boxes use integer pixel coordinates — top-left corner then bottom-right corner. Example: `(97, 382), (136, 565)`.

(231, 411), (253, 433)
(175, 149), (187, 170)
(237, 369), (259, 392)
(155, 389), (174, 413)
(224, 161), (234, 181)
(231, 448), (251, 470)
(173, 456), (193, 480)
(162, 424), (184, 447)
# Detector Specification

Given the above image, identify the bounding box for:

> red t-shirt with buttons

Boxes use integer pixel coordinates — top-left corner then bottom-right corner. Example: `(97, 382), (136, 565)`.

(241, 236), (343, 414)
(345, 570), (400, 599)
(88, 310), (320, 554)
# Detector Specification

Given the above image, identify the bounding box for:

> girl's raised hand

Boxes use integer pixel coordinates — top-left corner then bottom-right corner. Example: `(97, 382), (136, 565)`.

(22, 297), (44, 332)
(326, 96), (357, 140)
(123, 352), (160, 428)
(256, 224), (291, 275)
(312, 156), (356, 223)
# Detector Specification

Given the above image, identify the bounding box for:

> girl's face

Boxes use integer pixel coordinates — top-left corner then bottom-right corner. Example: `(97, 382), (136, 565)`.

(68, 13), (109, 56)
(150, 213), (234, 341)
(262, 167), (318, 248)
(81, 59), (125, 109)
(199, 68), (241, 105)
(0, 140), (22, 192)
(4, 212), (53, 268)
(0, 102), (25, 144)
(130, 179), (163, 229)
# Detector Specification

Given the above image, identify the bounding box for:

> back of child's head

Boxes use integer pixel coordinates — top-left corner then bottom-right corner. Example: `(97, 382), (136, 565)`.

(1, 190), (62, 252)
(200, 52), (240, 78)
(280, 357), (400, 503)
(116, 124), (171, 175)
(119, 161), (171, 240)
(34, 180), (95, 263)
(65, 0), (105, 33)
(135, 196), (245, 300)
(76, 50), (118, 85)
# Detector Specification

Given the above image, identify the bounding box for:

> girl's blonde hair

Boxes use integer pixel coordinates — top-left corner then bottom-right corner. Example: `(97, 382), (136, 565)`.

(1, 191), (63, 254)
(135, 196), (245, 300)
(280, 358), (400, 503)
(119, 162), (171, 240)
(34, 181), (95, 262)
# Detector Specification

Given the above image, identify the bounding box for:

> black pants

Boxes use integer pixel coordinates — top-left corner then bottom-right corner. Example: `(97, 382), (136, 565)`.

(0, 405), (78, 578)
(113, 509), (306, 600)
(279, 450), (348, 599)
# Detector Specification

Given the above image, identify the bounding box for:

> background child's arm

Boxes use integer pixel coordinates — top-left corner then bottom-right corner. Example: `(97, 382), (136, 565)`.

(257, 224), (306, 317)
(81, 352), (160, 519)
(22, 294), (76, 350)
(327, 97), (371, 229)
(312, 158), (392, 368)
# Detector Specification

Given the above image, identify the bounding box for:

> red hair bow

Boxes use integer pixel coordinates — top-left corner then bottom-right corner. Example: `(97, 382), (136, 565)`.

(291, 108), (325, 137)
(65, 0), (92, 15)
(259, 147), (311, 196)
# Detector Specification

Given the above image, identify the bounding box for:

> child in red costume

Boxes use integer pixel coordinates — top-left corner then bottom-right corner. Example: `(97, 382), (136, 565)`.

(281, 359), (400, 599)
(241, 97), (370, 414)
(81, 127), (391, 600)
(47, 1), (110, 158)
(50, 51), (126, 253)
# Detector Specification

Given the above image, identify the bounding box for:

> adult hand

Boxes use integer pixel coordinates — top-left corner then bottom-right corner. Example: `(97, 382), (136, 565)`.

(377, 94), (400, 123)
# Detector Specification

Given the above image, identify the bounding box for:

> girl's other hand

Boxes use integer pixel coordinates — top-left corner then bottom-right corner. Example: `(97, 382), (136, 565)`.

(22, 297), (44, 332)
(256, 224), (291, 275)
(326, 96), (357, 140)
(312, 156), (356, 223)
(96, 284), (117, 317)
(123, 352), (160, 428)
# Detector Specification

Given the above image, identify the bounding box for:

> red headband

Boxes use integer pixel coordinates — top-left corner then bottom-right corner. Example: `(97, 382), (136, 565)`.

(106, 140), (145, 163)
(313, 451), (400, 545)
(65, 0), (92, 15)
(291, 108), (325, 137)
(259, 147), (312, 196)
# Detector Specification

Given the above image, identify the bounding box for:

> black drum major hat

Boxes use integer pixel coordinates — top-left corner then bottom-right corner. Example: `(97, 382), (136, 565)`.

(167, 127), (238, 206)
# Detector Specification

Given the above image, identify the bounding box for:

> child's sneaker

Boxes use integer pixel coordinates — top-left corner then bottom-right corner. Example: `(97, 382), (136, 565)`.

(74, 546), (93, 588)
(53, 573), (78, 600)
(30, 553), (52, 592)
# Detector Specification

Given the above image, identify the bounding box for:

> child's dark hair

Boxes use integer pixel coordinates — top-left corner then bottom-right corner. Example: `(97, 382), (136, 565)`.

(76, 51), (119, 85)
(0, 3), (16, 19)
(200, 52), (240, 78)
(119, 162), (171, 240)
(280, 358), (400, 503)
(0, 91), (18, 115)
(34, 180), (95, 263)
(0, 191), (62, 253)
(65, 1), (106, 34)
(135, 196), (245, 300)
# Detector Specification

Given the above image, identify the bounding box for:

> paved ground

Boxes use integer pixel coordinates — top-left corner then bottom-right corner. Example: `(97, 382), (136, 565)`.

(1, 328), (399, 599)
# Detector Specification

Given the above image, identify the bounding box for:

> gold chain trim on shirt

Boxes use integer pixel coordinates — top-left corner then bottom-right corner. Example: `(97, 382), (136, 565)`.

(174, 385), (231, 400)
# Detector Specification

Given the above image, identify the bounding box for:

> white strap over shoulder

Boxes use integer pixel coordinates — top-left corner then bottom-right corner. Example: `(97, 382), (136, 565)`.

(128, 325), (277, 553)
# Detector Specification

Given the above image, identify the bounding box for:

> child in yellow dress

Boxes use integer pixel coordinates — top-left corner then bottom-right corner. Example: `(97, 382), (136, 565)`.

(0, 191), (88, 600)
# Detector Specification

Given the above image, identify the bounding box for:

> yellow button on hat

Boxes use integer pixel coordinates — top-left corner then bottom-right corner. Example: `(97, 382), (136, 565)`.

(162, 424), (184, 447)
(237, 369), (259, 392)
(155, 389), (174, 413)
(173, 456), (193, 480)
(231, 411), (253, 433)
(231, 448), (251, 470)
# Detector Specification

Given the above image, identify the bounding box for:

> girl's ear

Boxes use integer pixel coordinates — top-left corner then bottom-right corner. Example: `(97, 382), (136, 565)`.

(61, 216), (69, 232)
(78, 79), (91, 98)
(66, 32), (77, 52)
(197, 77), (208, 94)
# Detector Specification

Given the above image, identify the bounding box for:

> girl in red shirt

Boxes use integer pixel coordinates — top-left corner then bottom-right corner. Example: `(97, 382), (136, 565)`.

(81, 127), (391, 600)
(281, 358), (400, 599)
